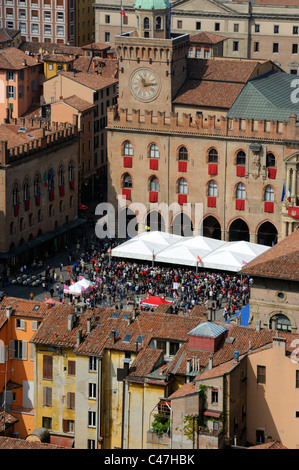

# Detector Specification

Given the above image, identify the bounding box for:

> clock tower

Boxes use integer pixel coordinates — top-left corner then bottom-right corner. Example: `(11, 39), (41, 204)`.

(115, 0), (190, 116)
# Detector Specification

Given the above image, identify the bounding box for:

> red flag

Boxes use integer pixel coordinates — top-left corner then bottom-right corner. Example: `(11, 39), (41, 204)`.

(197, 256), (201, 263)
(120, 8), (126, 18)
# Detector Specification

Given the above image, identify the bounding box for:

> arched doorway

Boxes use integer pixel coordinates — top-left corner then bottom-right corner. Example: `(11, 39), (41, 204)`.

(118, 207), (137, 239)
(172, 212), (193, 236)
(229, 219), (249, 242)
(145, 211), (165, 232)
(202, 216), (221, 240)
(257, 222), (278, 246)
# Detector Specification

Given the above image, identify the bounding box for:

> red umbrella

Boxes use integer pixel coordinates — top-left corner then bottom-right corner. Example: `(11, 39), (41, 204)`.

(79, 204), (88, 210)
(140, 296), (171, 307)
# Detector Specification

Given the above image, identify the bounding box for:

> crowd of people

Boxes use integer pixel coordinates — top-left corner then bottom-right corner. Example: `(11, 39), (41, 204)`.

(42, 234), (251, 318)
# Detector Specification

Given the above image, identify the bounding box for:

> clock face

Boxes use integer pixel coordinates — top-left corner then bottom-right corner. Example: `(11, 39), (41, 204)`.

(130, 68), (160, 102)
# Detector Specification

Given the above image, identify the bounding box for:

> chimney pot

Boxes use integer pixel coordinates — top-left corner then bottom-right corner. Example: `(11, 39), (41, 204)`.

(6, 306), (12, 317)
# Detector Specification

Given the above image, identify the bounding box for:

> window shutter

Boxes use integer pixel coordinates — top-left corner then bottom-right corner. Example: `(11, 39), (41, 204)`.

(13, 86), (16, 99)
(20, 319), (25, 330)
(6, 86), (9, 99)
(22, 341), (27, 360)
(32, 320), (38, 331)
(68, 360), (76, 375)
(30, 342), (35, 361)
(9, 340), (14, 359)
(62, 419), (68, 433)
(43, 355), (53, 379)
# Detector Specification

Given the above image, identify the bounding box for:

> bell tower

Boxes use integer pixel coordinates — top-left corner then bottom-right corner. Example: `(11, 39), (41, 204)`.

(134, 0), (170, 39)
(115, 0), (190, 116)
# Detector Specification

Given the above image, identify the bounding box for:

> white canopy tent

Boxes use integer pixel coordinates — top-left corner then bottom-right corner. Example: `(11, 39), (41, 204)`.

(111, 231), (270, 272)
(155, 235), (226, 267)
(111, 231), (182, 262)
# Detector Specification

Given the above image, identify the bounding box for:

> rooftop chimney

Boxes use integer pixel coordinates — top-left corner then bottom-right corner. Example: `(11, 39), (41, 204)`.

(6, 306), (12, 318)
(76, 328), (82, 347)
(208, 355), (213, 370)
(256, 319), (261, 332)
(87, 317), (91, 334)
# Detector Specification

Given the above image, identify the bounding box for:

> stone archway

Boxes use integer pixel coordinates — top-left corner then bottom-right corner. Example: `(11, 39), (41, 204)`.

(229, 219), (249, 242)
(257, 221), (278, 246)
(202, 216), (221, 240)
(145, 210), (165, 232)
(172, 212), (193, 237)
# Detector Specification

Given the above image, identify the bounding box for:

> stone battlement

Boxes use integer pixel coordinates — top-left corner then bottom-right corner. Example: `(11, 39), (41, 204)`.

(0, 115), (79, 166)
(107, 106), (299, 141)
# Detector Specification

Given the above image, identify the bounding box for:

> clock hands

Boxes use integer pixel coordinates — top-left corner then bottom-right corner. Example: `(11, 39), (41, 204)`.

(141, 77), (156, 87)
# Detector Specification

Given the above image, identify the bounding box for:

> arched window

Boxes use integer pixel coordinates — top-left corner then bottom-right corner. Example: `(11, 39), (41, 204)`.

(58, 164), (64, 186)
(265, 185), (274, 202)
(208, 180), (218, 197)
(156, 16), (162, 30)
(178, 178), (188, 194)
(149, 143), (159, 159)
(144, 17), (150, 30)
(150, 176), (159, 192)
(123, 173), (132, 188)
(236, 150), (246, 166)
(12, 182), (19, 206)
(266, 152), (275, 168)
(23, 179), (30, 201)
(236, 183), (246, 199)
(208, 148), (218, 163)
(48, 166), (55, 190)
(68, 162), (74, 182)
(123, 140), (133, 156)
(34, 173), (40, 197)
(178, 146), (188, 161)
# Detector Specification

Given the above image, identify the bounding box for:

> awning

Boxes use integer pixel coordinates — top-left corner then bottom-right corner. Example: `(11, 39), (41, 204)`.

(203, 410), (222, 418)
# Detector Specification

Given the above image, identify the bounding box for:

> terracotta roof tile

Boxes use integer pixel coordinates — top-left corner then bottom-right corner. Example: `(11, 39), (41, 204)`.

(189, 32), (227, 45)
(0, 47), (40, 70)
(0, 436), (66, 449)
(249, 441), (288, 449)
(240, 228), (299, 281)
(52, 95), (95, 112)
(174, 80), (244, 108)
(0, 412), (18, 433)
(0, 296), (53, 319)
(168, 381), (197, 399)
(59, 70), (118, 90)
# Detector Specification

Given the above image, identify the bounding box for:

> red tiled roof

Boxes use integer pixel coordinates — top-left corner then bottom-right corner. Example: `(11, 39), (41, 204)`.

(240, 229), (299, 281)
(0, 28), (19, 43)
(52, 95), (95, 112)
(82, 42), (110, 51)
(189, 32), (227, 45)
(0, 436), (66, 449)
(0, 296), (52, 319)
(59, 70), (118, 90)
(249, 441), (288, 449)
(0, 412), (19, 433)
(168, 381), (197, 400)
(0, 47), (40, 70)
(186, 58), (265, 83)
(128, 347), (164, 378)
(174, 79), (244, 108)
(174, 58), (268, 108)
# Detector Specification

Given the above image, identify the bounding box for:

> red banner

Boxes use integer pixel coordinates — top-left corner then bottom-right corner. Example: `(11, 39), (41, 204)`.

(236, 165), (245, 177)
(122, 188), (131, 200)
(264, 201), (274, 213)
(207, 196), (216, 208)
(288, 206), (299, 219)
(25, 199), (30, 211)
(149, 191), (158, 203)
(35, 195), (40, 206)
(178, 161), (187, 172)
(178, 194), (187, 205)
(14, 204), (19, 217)
(208, 163), (218, 175)
(236, 199), (245, 211)
(123, 156), (132, 168)
(149, 159), (158, 170)
(59, 185), (65, 197)
(268, 168), (277, 179)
